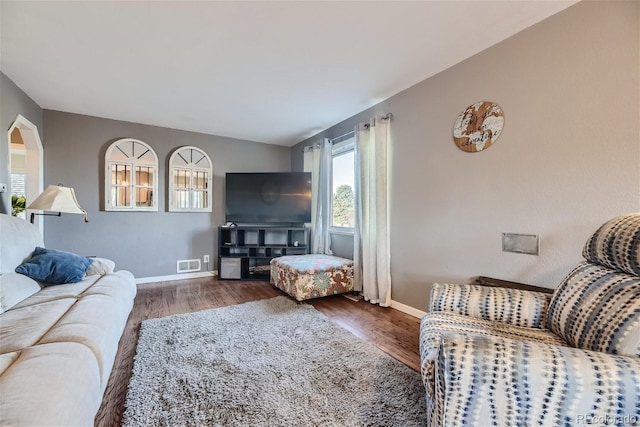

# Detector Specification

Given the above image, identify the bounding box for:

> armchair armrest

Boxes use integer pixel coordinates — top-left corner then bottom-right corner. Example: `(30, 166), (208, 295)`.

(429, 283), (551, 328)
(471, 276), (554, 294)
(435, 335), (640, 427)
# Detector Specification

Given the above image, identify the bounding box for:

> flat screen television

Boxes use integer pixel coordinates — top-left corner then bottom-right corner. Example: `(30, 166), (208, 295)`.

(225, 172), (312, 225)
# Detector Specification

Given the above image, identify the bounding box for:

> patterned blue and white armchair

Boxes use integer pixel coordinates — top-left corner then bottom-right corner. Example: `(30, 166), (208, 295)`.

(420, 214), (640, 427)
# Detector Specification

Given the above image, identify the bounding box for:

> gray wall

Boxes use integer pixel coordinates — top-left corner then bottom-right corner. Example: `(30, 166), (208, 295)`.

(43, 110), (291, 278)
(0, 72), (43, 214)
(291, 1), (640, 312)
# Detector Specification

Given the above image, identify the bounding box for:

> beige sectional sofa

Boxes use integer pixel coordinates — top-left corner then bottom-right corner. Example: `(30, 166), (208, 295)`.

(0, 214), (136, 426)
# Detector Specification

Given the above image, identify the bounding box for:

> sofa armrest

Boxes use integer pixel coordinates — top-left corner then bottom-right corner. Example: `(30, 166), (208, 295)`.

(429, 283), (551, 328)
(435, 335), (640, 427)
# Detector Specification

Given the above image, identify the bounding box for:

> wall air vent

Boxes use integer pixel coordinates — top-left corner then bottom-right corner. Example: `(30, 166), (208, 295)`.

(177, 259), (201, 273)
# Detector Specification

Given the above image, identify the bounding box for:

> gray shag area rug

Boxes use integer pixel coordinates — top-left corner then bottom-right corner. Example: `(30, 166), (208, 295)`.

(122, 296), (426, 426)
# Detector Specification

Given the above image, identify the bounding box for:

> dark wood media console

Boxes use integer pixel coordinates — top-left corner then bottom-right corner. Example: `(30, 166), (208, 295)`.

(218, 225), (310, 280)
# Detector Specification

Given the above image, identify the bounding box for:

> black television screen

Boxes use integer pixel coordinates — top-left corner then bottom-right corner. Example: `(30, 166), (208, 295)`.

(225, 172), (312, 224)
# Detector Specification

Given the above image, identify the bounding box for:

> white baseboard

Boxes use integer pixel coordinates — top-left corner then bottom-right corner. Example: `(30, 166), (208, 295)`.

(390, 300), (426, 319)
(136, 270), (217, 285)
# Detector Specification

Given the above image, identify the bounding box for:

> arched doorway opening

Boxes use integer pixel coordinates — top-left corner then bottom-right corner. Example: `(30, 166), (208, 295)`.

(7, 114), (44, 233)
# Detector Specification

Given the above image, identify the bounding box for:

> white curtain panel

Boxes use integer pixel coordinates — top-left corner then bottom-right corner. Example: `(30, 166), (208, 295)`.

(306, 138), (333, 255)
(354, 116), (391, 306)
(303, 148), (318, 228)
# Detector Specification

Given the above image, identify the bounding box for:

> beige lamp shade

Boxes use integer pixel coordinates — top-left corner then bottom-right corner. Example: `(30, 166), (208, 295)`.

(27, 185), (88, 221)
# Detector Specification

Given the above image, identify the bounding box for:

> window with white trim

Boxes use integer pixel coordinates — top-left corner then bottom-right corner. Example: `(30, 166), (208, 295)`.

(105, 138), (158, 211)
(169, 146), (212, 212)
(330, 136), (355, 233)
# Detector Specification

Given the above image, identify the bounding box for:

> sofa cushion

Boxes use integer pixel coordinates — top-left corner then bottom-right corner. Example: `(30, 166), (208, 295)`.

(15, 247), (92, 285)
(0, 342), (102, 427)
(0, 273), (43, 313)
(546, 261), (640, 357)
(0, 352), (19, 376)
(582, 213), (640, 276)
(0, 298), (77, 354)
(9, 276), (98, 310)
(86, 257), (115, 276)
(0, 214), (43, 274)
(39, 271), (137, 387)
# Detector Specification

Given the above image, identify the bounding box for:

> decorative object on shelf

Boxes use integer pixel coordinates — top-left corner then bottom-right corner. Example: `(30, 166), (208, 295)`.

(27, 184), (88, 223)
(452, 101), (504, 153)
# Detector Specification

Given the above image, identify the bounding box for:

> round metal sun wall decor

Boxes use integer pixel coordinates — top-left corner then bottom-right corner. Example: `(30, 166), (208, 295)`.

(452, 101), (504, 153)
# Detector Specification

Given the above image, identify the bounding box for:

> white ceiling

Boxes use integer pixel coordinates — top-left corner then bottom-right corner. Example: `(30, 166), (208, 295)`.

(1, 1), (578, 147)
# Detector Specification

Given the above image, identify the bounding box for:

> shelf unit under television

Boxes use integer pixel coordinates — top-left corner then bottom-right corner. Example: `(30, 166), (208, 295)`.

(218, 225), (310, 280)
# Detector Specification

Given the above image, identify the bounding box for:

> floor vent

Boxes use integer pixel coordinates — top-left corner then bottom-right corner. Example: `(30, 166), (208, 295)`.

(177, 259), (201, 273)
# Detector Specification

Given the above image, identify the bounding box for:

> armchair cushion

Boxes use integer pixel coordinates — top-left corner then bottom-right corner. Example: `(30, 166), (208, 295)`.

(583, 213), (640, 276)
(434, 334), (640, 427)
(546, 261), (640, 357)
(429, 283), (551, 328)
(419, 312), (565, 398)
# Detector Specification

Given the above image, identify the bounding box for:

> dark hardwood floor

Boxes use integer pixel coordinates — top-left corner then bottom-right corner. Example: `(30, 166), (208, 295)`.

(94, 278), (421, 427)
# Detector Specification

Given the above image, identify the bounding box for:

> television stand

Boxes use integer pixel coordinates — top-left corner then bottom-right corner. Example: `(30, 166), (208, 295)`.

(218, 225), (310, 280)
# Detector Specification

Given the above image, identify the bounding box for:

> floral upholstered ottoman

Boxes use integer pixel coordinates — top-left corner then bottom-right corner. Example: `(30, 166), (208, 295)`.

(270, 254), (354, 301)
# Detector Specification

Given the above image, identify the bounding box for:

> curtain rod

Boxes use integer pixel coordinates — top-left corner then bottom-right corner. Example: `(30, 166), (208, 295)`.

(302, 112), (393, 151)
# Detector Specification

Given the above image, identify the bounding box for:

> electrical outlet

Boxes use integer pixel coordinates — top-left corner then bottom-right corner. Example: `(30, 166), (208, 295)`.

(203, 254), (210, 264)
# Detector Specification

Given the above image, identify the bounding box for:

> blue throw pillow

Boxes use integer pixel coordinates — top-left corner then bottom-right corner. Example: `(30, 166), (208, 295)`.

(15, 247), (93, 286)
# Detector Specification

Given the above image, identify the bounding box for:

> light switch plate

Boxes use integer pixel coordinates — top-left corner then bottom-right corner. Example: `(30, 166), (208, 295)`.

(502, 233), (539, 255)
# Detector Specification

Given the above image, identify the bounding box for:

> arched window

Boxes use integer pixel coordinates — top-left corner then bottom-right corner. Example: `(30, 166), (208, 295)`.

(105, 138), (158, 211)
(169, 146), (212, 212)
